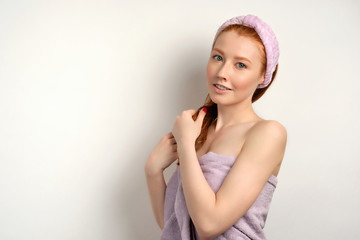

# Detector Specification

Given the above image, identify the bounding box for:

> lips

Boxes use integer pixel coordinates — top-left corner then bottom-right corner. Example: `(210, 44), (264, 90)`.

(213, 83), (232, 90)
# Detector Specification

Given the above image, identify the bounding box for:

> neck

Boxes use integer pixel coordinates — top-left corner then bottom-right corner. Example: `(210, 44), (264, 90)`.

(214, 98), (261, 132)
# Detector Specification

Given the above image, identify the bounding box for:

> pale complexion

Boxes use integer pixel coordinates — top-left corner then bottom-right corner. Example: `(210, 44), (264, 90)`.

(207, 30), (266, 129)
(145, 29), (287, 239)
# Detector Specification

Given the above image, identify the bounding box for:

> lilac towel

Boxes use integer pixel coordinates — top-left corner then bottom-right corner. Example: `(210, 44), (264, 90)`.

(160, 152), (278, 240)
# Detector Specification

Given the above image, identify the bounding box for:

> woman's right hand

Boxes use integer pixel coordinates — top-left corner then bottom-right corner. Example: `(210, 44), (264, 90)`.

(145, 132), (179, 177)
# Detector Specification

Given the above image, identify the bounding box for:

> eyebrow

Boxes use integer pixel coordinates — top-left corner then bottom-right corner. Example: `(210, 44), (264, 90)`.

(212, 47), (252, 64)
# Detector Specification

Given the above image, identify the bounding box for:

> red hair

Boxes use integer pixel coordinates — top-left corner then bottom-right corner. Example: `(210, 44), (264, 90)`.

(192, 24), (279, 151)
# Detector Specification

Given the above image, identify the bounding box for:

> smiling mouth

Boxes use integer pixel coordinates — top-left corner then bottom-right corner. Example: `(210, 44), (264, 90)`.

(213, 84), (231, 90)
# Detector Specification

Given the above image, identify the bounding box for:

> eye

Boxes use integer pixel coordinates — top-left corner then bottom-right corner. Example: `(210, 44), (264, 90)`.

(212, 55), (222, 61)
(236, 62), (246, 68)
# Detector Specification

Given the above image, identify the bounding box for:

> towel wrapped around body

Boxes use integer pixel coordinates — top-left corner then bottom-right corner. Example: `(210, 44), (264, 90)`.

(160, 151), (278, 240)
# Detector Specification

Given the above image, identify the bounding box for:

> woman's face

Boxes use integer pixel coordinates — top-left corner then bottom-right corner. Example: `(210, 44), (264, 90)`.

(206, 30), (265, 106)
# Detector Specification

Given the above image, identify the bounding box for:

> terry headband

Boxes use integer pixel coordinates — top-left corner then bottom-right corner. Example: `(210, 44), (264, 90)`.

(213, 14), (280, 89)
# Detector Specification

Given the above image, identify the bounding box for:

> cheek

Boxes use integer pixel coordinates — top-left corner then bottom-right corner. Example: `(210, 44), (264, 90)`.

(206, 61), (217, 79)
(232, 75), (254, 90)
(206, 64), (212, 80)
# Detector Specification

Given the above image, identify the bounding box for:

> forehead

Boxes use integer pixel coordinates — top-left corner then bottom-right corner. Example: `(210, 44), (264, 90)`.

(213, 30), (263, 61)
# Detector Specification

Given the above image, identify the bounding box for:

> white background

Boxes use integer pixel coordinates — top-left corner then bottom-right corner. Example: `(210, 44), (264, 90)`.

(1, 0), (359, 239)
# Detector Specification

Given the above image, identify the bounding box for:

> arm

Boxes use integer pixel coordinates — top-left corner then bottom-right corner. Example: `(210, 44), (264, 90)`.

(178, 120), (287, 239)
(144, 156), (166, 229)
(144, 132), (179, 230)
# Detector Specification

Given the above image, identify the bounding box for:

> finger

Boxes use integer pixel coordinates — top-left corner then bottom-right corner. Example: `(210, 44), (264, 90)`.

(196, 107), (207, 124)
(186, 109), (197, 115)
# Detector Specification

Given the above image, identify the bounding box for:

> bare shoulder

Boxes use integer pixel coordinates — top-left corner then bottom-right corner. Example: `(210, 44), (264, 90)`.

(243, 119), (288, 166)
(248, 119), (287, 142)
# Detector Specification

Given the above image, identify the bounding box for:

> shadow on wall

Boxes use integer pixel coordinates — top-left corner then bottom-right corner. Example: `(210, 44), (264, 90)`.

(116, 46), (209, 239)
(117, 148), (160, 239)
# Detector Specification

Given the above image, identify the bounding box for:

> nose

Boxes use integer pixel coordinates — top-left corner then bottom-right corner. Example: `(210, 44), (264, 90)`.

(217, 61), (231, 80)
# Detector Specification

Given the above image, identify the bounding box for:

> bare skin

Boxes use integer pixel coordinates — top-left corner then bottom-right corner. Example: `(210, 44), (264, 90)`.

(144, 132), (178, 229)
(196, 119), (283, 177)
(172, 111), (286, 239)
(145, 114), (286, 236)
(145, 29), (287, 239)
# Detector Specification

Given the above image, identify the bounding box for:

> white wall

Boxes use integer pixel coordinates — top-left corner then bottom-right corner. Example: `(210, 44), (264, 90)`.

(1, 0), (359, 239)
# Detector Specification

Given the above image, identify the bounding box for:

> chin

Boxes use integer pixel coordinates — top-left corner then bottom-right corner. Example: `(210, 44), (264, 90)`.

(208, 94), (226, 105)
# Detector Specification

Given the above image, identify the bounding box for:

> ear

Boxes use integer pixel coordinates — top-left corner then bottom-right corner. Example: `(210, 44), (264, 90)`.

(258, 73), (265, 85)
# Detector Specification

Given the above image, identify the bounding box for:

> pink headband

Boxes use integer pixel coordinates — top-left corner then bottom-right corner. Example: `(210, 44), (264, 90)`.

(213, 14), (280, 89)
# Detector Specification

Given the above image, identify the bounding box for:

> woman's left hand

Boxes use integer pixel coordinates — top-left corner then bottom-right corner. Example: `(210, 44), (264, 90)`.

(171, 108), (207, 147)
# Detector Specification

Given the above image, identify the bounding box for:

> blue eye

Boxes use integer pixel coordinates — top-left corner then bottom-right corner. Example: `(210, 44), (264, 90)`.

(213, 55), (222, 61)
(213, 55), (246, 69)
(237, 62), (246, 68)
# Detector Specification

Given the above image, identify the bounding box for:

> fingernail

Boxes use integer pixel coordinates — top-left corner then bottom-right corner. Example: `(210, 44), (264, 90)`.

(202, 107), (207, 113)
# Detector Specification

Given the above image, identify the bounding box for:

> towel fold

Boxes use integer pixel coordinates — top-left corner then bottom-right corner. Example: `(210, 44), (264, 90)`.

(160, 152), (278, 240)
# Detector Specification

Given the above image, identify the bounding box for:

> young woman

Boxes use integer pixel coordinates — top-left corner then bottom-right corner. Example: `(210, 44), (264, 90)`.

(145, 14), (287, 240)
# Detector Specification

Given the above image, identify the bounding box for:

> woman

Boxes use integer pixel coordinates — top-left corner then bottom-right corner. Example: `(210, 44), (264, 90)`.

(145, 14), (287, 240)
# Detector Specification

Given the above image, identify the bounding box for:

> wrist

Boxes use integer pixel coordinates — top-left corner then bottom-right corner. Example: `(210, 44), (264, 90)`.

(177, 139), (195, 150)
(177, 141), (195, 157)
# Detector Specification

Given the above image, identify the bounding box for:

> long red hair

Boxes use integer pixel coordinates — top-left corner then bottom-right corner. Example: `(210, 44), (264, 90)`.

(192, 24), (279, 151)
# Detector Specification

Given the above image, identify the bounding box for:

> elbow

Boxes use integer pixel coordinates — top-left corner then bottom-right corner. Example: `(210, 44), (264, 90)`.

(197, 230), (217, 240)
(197, 232), (213, 240)
(157, 218), (164, 230)
(159, 223), (164, 231)
(196, 221), (219, 240)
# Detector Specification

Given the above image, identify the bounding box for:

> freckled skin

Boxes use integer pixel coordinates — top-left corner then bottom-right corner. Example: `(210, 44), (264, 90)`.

(206, 30), (265, 106)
